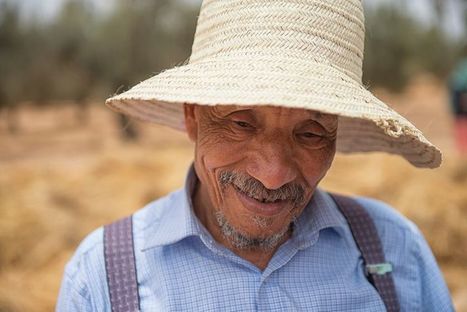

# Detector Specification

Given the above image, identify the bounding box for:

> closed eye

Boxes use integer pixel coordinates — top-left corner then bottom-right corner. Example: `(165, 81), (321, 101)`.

(295, 131), (329, 148)
(234, 120), (254, 129)
(298, 132), (323, 139)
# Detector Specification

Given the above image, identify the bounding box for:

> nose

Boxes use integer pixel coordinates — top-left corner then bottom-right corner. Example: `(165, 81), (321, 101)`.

(246, 138), (298, 190)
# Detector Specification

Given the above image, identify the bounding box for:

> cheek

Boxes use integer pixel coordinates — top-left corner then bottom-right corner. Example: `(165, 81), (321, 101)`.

(196, 123), (249, 170)
(299, 143), (336, 186)
(193, 129), (250, 208)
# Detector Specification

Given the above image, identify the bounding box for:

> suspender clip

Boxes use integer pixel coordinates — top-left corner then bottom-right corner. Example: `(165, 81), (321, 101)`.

(366, 263), (393, 276)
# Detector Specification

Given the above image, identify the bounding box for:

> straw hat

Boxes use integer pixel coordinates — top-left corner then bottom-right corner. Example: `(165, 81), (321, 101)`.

(105, 0), (442, 168)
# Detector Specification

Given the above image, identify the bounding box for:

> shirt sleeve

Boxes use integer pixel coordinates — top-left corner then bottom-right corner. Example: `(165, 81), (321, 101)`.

(56, 270), (93, 312)
(411, 226), (455, 312)
(55, 227), (105, 312)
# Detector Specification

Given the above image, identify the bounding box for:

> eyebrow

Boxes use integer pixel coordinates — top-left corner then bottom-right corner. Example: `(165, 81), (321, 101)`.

(214, 107), (253, 117)
(214, 106), (336, 125)
(307, 110), (338, 123)
(309, 111), (323, 119)
(306, 110), (339, 121)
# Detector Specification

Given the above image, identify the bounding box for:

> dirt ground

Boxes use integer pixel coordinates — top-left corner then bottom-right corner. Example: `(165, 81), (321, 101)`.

(0, 75), (466, 311)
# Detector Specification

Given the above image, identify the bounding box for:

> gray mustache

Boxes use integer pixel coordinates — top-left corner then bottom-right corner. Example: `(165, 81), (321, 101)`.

(219, 171), (305, 206)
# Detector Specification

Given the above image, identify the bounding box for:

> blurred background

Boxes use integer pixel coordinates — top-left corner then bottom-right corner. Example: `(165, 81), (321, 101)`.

(0, 0), (466, 311)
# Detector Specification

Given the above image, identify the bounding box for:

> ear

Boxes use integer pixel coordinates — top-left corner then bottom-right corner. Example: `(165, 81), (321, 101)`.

(184, 104), (198, 142)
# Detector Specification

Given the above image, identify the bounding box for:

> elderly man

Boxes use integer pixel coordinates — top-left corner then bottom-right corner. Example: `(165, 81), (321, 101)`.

(57, 0), (453, 311)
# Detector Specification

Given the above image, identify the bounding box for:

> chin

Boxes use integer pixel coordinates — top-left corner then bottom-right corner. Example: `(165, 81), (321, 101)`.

(215, 210), (292, 251)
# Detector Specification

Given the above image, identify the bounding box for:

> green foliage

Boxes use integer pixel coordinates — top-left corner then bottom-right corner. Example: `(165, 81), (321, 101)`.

(363, 5), (465, 91)
(93, 0), (197, 94)
(0, 3), (27, 107)
(0, 0), (199, 106)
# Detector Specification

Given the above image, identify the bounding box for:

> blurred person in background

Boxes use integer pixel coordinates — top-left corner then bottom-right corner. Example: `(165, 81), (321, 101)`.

(56, 0), (454, 311)
(449, 56), (467, 155)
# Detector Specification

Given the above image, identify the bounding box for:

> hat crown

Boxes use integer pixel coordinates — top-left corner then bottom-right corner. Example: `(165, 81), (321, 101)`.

(190, 0), (366, 82)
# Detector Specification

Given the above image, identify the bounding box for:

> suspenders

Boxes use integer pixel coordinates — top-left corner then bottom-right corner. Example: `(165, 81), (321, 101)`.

(329, 193), (400, 312)
(103, 193), (400, 312)
(103, 216), (140, 312)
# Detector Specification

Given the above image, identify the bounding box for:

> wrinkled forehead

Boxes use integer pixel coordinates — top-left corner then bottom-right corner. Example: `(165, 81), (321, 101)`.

(205, 104), (338, 127)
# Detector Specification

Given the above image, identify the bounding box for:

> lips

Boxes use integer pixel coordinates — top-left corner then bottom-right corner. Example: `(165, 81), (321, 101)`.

(232, 184), (290, 217)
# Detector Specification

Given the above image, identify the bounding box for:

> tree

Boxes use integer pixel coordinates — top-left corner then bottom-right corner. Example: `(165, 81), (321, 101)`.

(364, 4), (462, 91)
(431, 0), (444, 25)
(0, 3), (23, 132)
(431, 0), (467, 39)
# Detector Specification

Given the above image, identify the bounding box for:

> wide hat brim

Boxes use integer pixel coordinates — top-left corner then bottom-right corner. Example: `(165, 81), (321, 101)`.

(106, 53), (442, 168)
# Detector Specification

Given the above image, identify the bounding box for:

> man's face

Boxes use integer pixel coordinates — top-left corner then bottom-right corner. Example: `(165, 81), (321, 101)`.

(184, 105), (337, 250)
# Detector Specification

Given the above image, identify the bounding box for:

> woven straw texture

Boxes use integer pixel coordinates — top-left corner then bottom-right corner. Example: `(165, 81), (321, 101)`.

(106, 0), (442, 168)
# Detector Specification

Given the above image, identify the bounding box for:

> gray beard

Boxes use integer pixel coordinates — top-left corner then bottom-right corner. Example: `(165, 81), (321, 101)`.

(215, 211), (292, 251)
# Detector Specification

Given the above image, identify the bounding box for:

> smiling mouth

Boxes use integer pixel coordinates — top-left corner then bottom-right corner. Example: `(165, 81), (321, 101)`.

(232, 184), (285, 204)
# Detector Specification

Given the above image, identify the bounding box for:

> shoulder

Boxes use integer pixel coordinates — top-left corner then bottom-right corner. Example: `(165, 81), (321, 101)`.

(328, 193), (423, 252)
(63, 226), (105, 285)
(67, 188), (184, 268)
(57, 226), (106, 311)
(352, 196), (425, 259)
(354, 196), (419, 234)
(353, 195), (454, 310)
(58, 189), (184, 306)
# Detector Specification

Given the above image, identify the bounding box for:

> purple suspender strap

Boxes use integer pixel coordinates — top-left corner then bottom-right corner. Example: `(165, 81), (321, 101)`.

(329, 193), (401, 312)
(103, 215), (140, 312)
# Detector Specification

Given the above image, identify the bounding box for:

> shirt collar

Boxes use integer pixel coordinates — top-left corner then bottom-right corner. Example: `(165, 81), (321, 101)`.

(292, 187), (348, 248)
(142, 165), (203, 251)
(142, 165), (347, 251)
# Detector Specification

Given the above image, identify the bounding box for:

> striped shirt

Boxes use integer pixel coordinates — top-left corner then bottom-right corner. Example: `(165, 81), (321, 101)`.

(56, 168), (454, 311)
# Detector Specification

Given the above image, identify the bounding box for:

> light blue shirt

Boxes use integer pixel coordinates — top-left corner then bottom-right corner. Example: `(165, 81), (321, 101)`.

(57, 168), (454, 311)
